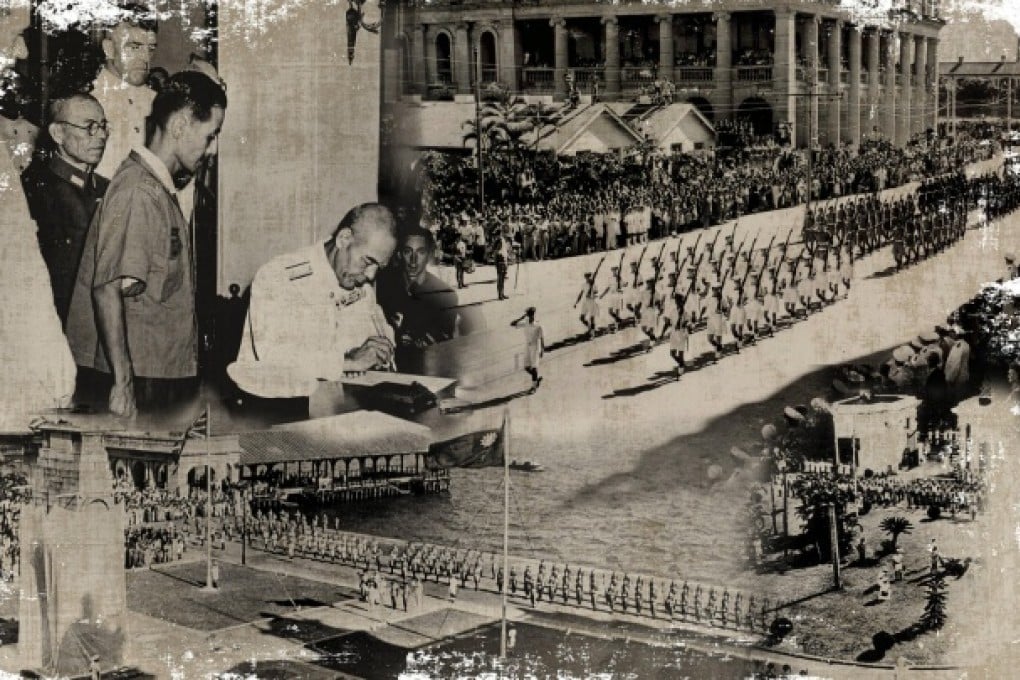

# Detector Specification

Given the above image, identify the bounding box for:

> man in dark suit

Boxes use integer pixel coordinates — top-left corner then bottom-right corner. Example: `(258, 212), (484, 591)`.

(22, 93), (110, 325)
(378, 227), (479, 372)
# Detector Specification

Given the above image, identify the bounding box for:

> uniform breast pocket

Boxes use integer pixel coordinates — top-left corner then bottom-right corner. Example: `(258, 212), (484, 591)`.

(153, 228), (184, 303)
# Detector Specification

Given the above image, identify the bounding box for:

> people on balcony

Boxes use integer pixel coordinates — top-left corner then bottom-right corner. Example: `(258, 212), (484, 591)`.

(674, 51), (714, 68)
(735, 49), (774, 67)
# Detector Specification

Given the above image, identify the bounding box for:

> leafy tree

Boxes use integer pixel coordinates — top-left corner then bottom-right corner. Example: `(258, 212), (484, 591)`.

(790, 475), (856, 563)
(880, 516), (913, 550)
(920, 571), (948, 631)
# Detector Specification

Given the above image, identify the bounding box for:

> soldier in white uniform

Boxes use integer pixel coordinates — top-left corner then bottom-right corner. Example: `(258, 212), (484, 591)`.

(668, 316), (690, 380)
(783, 268), (801, 322)
(511, 307), (545, 391)
(576, 272), (599, 337)
(744, 281), (765, 342)
(762, 271), (781, 336)
(727, 291), (747, 353)
(601, 266), (626, 332)
(637, 279), (659, 352)
(797, 264), (815, 317)
(657, 273), (681, 339)
(229, 204), (398, 398)
(705, 290), (726, 362)
(625, 261), (644, 323)
(838, 246), (854, 298)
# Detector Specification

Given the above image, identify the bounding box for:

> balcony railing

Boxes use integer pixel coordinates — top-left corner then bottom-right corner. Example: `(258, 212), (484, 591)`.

(570, 67), (604, 88)
(674, 66), (714, 83)
(522, 67), (554, 92)
(736, 65), (772, 82)
(621, 65), (658, 86)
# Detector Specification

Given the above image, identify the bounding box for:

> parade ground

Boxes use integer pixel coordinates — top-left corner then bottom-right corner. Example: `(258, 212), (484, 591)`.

(3, 172), (1018, 677)
(0, 537), (979, 679)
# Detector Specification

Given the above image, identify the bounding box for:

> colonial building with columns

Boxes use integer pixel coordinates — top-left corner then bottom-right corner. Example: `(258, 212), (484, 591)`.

(392, 1), (944, 148)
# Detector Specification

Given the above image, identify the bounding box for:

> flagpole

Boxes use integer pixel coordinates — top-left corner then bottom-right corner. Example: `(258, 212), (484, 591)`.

(205, 402), (213, 590)
(500, 408), (510, 660)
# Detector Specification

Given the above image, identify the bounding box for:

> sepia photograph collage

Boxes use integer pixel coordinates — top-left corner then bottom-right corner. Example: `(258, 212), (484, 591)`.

(1, 0), (1020, 677)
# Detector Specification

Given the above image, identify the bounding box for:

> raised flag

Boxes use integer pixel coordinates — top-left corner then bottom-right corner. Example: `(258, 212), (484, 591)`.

(425, 424), (504, 470)
(173, 407), (209, 454)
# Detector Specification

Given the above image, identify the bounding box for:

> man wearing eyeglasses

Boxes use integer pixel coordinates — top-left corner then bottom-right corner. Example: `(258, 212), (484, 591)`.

(21, 94), (110, 325)
(91, 4), (157, 182)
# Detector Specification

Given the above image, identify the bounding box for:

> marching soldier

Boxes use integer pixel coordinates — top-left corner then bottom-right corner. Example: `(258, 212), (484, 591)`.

(637, 279), (659, 352)
(728, 290), (747, 353)
(762, 270), (781, 336)
(744, 280), (764, 342)
(625, 261), (644, 322)
(705, 288), (726, 362)
(798, 258), (816, 316)
(601, 265), (626, 332)
(669, 315), (690, 380)
(781, 264), (800, 322)
(575, 271), (599, 338)
(814, 253), (833, 308)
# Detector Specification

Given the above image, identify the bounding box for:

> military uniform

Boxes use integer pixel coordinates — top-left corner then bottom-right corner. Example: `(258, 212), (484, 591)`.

(230, 241), (395, 398)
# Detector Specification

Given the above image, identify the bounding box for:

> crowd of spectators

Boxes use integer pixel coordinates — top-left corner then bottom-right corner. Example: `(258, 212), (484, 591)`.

(420, 135), (997, 266)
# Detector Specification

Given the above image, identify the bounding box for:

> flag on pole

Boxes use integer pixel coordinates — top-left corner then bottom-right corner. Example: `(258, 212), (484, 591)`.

(174, 407), (209, 454)
(425, 416), (505, 470)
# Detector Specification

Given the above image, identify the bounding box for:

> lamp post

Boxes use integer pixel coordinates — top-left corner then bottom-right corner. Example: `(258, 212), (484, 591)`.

(474, 45), (485, 214)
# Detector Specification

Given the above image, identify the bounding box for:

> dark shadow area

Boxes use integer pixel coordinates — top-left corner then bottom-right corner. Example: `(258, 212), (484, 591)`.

(569, 340), (906, 505)
(258, 612), (350, 644)
(456, 386), (538, 412)
(266, 597), (329, 609)
(221, 659), (339, 680)
(308, 630), (411, 678)
(128, 563), (357, 631)
(0, 617), (17, 644)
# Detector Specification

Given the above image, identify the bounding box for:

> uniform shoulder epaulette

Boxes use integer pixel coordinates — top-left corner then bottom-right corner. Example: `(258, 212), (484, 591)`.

(285, 259), (314, 282)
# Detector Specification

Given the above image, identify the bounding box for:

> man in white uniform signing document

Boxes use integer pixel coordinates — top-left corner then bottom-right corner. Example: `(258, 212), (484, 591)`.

(229, 203), (398, 398)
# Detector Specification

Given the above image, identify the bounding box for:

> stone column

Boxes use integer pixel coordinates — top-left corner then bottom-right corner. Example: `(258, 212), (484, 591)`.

(713, 11), (732, 123)
(897, 31), (912, 145)
(805, 15), (820, 146)
(455, 22), (471, 94)
(656, 14), (674, 84)
(603, 16), (620, 100)
(866, 30), (881, 140)
(552, 18), (568, 100)
(914, 34), (928, 134)
(934, 37), (938, 132)
(883, 32), (897, 142)
(774, 8), (797, 146)
(425, 28), (437, 85)
(497, 20), (518, 90)
(848, 25), (862, 147)
(414, 25), (428, 94)
(827, 20), (843, 147)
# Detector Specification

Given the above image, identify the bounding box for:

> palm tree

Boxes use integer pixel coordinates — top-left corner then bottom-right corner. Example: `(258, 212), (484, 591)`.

(920, 571), (948, 631)
(462, 89), (574, 155)
(880, 516), (913, 550)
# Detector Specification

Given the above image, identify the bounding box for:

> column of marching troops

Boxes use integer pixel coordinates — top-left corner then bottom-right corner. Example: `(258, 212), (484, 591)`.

(572, 172), (1015, 379)
(225, 509), (777, 632)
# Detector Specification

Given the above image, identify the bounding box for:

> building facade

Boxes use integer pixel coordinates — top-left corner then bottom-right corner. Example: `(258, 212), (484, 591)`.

(394, 0), (944, 148)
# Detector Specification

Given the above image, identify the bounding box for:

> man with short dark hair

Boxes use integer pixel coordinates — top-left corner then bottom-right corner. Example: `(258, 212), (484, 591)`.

(377, 227), (470, 370)
(229, 203), (398, 398)
(67, 71), (227, 417)
(22, 94), (110, 325)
